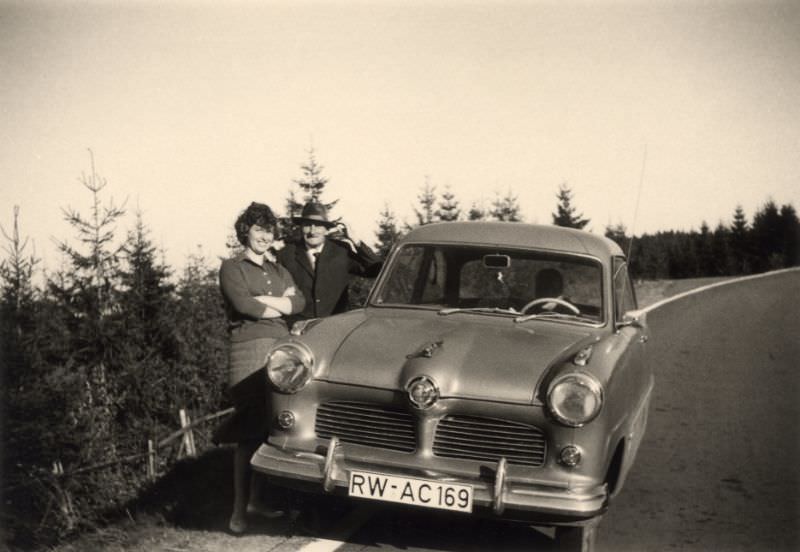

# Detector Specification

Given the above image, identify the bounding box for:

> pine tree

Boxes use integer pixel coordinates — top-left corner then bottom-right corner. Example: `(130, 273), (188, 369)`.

(665, 231), (699, 278)
(56, 154), (126, 320)
(467, 201), (486, 221)
(489, 189), (523, 222)
(552, 183), (589, 229)
(374, 204), (401, 259)
(729, 205), (751, 274)
(752, 199), (783, 271)
(117, 210), (174, 342)
(114, 210), (178, 431)
(287, 147), (338, 211)
(0, 208), (52, 508)
(2, 276), (81, 540)
(172, 247), (228, 413)
(284, 147), (338, 239)
(635, 233), (669, 279)
(412, 178), (437, 227)
(711, 222), (732, 276)
(51, 150), (127, 465)
(435, 185), (461, 222)
(778, 204), (799, 268)
(604, 222), (630, 256)
(285, 189), (299, 222)
(731, 205), (748, 234)
(296, 147), (329, 202)
(1, 206), (39, 409)
(694, 222), (714, 276)
(0, 206), (38, 334)
(7, 151), (131, 536)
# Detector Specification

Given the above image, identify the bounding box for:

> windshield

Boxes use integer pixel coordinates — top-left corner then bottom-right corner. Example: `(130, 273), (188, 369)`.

(372, 244), (605, 324)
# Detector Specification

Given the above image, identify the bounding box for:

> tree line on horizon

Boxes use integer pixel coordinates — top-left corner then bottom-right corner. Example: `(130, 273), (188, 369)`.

(287, 149), (798, 279)
(1, 150), (797, 548)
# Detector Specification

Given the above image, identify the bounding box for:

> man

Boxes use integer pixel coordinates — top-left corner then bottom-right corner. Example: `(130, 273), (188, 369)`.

(278, 201), (382, 323)
(534, 267), (566, 311)
(535, 267), (564, 299)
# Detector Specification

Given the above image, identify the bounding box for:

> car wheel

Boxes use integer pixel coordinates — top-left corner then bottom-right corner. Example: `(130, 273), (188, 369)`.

(554, 520), (600, 552)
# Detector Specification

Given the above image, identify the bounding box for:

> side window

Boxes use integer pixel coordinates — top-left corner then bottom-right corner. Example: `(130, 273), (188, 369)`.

(376, 246), (446, 306)
(613, 257), (637, 322)
(379, 246), (424, 304)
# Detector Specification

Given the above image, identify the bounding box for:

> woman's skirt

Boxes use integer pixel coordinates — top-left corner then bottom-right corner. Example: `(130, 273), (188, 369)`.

(212, 337), (276, 445)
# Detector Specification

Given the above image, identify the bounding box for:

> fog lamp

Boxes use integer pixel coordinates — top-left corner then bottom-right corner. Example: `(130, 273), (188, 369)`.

(276, 410), (295, 430)
(559, 445), (582, 467)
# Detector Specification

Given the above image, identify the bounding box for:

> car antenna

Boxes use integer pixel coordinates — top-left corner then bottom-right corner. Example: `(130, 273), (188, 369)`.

(626, 144), (648, 262)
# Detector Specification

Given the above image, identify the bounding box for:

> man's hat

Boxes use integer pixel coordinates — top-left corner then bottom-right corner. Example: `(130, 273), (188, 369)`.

(292, 201), (338, 228)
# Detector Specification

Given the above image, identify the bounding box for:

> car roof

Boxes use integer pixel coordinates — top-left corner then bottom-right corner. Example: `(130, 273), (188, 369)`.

(398, 221), (624, 259)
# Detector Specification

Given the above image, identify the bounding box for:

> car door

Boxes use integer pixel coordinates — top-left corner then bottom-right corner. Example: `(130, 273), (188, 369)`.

(611, 256), (652, 481)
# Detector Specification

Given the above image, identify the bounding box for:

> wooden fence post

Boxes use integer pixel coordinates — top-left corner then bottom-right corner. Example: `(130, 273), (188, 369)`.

(179, 408), (197, 458)
(147, 439), (156, 481)
(51, 459), (76, 530)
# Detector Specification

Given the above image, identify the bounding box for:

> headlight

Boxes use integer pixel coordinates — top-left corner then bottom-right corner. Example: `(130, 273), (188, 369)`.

(265, 342), (314, 393)
(547, 372), (603, 427)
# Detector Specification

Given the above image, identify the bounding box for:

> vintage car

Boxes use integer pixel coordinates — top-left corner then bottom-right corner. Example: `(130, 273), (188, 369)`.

(252, 221), (653, 548)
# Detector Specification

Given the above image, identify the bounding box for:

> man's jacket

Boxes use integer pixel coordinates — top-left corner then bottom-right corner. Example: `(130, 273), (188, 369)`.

(277, 238), (382, 322)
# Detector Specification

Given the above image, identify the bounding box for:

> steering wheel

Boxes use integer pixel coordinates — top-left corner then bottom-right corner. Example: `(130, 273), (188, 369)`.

(520, 297), (581, 315)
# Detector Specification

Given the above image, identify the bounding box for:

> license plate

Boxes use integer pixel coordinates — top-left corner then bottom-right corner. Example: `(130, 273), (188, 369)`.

(348, 469), (473, 513)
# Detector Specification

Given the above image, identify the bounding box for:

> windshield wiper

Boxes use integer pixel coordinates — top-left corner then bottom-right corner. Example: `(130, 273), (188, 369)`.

(438, 307), (518, 316)
(514, 312), (597, 324)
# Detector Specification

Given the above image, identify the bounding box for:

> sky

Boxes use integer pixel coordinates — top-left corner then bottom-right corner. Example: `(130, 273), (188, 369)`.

(2, 0), (799, 273)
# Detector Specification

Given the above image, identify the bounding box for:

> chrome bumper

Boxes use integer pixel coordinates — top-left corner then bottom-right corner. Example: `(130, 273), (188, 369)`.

(251, 436), (607, 520)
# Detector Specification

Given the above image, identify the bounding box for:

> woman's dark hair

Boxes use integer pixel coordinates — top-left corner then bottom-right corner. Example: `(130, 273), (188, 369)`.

(235, 202), (277, 245)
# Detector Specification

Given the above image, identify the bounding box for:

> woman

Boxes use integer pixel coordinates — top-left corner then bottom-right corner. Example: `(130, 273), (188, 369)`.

(215, 202), (305, 534)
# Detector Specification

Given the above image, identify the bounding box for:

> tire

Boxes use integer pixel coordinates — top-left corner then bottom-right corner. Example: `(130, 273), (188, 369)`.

(554, 520), (599, 552)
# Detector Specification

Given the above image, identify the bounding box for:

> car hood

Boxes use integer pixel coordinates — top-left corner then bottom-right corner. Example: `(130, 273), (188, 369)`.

(322, 309), (595, 404)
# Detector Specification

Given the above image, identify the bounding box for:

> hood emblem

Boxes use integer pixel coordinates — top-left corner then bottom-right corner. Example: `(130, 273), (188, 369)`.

(406, 339), (443, 359)
(406, 375), (440, 409)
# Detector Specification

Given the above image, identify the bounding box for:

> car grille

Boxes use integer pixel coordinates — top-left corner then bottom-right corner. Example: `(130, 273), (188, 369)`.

(315, 401), (416, 453)
(433, 415), (546, 467)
